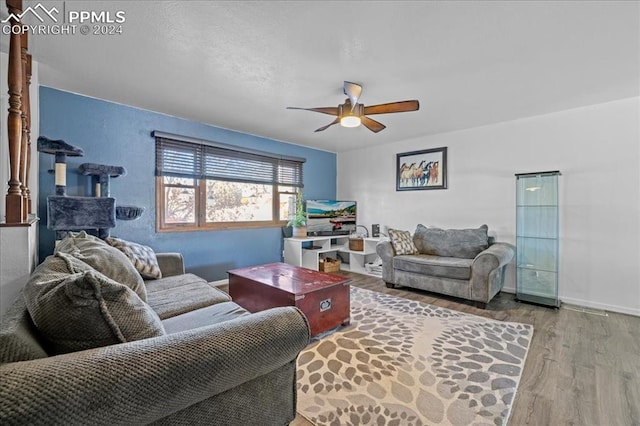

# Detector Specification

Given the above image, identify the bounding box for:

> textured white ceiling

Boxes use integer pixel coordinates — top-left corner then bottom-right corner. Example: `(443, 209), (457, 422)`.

(7, 1), (640, 152)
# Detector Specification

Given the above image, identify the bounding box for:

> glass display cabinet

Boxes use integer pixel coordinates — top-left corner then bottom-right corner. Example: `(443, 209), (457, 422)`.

(515, 171), (561, 308)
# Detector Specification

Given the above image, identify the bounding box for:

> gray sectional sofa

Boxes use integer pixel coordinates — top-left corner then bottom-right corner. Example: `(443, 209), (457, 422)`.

(377, 224), (515, 308)
(0, 233), (310, 425)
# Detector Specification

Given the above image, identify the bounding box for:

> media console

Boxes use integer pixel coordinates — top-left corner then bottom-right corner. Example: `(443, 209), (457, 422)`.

(283, 235), (380, 276)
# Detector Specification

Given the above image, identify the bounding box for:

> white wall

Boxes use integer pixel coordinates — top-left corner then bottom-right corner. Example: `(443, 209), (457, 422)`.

(338, 97), (640, 316)
(0, 223), (39, 318)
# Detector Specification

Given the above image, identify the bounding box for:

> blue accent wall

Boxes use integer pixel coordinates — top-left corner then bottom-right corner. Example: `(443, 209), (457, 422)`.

(38, 87), (336, 281)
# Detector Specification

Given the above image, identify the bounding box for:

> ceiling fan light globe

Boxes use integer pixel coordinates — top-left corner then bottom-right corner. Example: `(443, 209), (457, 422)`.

(340, 116), (361, 128)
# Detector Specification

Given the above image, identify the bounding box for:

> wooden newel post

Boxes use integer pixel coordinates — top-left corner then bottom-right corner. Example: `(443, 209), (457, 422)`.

(19, 31), (30, 221)
(25, 55), (33, 214)
(5, 0), (25, 223)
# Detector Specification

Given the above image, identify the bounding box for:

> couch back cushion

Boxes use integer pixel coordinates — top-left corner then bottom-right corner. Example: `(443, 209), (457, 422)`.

(55, 231), (147, 301)
(413, 224), (489, 259)
(23, 253), (165, 354)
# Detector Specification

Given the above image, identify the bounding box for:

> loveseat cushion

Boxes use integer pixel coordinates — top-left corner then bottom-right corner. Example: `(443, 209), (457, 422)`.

(24, 253), (165, 354)
(413, 224), (489, 259)
(105, 236), (162, 280)
(162, 301), (250, 334)
(55, 231), (147, 301)
(393, 254), (474, 280)
(145, 274), (232, 320)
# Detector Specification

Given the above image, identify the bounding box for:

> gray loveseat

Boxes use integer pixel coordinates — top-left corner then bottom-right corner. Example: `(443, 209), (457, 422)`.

(0, 233), (310, 425)
(377, 224), (515, 308)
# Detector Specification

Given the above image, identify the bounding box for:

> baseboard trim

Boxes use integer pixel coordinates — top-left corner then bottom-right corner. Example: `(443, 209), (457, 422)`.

(559, 295), (639, 317)
(501, 286), (639, 317)
(209, 279), (229, 288)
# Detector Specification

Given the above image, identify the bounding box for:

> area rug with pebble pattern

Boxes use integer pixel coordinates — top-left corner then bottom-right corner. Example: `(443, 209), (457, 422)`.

(296, 287), (533, 426)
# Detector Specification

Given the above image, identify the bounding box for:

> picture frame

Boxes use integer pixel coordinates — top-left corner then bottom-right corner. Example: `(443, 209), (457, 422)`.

(396, 147), (448, 191)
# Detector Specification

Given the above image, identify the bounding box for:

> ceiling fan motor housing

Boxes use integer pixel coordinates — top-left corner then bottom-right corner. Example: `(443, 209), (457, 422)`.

(338, 102), (364, 128)
(338, 102), (364, 119)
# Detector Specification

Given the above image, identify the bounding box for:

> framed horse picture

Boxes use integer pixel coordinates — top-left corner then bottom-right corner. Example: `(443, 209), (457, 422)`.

(396, 147), (448, 191)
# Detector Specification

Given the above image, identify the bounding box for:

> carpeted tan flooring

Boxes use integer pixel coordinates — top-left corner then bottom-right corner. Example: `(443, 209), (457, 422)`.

(295, 286), (532, 425)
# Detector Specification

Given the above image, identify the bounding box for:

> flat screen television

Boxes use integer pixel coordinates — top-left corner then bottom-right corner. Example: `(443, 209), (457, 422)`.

(306, 200), (357, 235)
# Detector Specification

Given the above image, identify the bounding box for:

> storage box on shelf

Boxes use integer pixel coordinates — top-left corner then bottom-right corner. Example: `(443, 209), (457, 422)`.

(284, 235), (380, 276)
(348, 237), (364, 251)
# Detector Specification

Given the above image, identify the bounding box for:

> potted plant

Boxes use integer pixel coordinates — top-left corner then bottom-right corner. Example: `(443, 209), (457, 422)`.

(287, 192), (307, 238)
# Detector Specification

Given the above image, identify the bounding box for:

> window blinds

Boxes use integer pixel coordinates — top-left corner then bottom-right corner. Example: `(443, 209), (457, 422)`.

(154, 132), (305, 187)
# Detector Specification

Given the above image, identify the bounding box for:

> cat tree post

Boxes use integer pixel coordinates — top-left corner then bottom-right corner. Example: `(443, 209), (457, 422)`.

(78, 163), (127, 198)
(37, 137), (85, 196)
(54, 152), (68, 196)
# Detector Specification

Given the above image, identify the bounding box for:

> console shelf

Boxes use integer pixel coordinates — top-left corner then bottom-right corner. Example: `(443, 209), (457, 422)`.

(284, 236), (380, 275)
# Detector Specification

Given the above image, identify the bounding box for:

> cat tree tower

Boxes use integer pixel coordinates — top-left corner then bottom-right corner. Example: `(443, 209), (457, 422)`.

(38, 136), (143, 239)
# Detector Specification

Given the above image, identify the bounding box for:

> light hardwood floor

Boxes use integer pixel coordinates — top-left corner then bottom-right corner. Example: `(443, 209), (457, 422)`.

(223, 271), (640, 426)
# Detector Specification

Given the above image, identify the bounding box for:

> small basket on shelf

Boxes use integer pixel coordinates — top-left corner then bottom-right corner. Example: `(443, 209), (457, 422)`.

(319, 257), (341, 273)
(348, 225), (369, 251)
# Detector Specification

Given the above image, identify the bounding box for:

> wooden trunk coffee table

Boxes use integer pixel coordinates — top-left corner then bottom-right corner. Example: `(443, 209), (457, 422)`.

(228, 262), (351, 337)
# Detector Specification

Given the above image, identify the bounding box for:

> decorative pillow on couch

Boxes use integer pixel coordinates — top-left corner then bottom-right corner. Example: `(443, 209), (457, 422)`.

(55, 231), (147, 300)
(388, 229), (419, 255)
(105, 237), (162, 280)
(23, 252), (165, 354)
(413, 224), (489, 259)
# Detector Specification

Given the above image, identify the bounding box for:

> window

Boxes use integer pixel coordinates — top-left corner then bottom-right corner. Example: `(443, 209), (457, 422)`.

(154, 132), (304, 231)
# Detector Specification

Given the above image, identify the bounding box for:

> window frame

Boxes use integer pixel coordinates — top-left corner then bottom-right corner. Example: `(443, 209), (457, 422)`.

(154, 132), (304, 233)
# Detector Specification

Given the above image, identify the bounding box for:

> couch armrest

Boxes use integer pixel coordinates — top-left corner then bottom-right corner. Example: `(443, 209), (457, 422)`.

(474, 242), (515, 270)
(0, 307), (310, 425)
(156, 252), (185, 277)
(470, 242), (515, 302)
(376, 240), (395, 284)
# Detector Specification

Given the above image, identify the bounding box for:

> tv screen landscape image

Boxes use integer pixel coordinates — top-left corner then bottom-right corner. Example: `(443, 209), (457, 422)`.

(306, 200), (357, 235)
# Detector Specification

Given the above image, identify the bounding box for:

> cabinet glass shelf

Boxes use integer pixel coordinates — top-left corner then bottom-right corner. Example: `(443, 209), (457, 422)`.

(515, 171), (561, 308)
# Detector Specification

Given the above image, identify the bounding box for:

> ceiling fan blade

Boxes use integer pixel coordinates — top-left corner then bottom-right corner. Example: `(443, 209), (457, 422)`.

(314, 118), (340, 132)
(361, 116), (386, 133)
(364, 100), (420, 115)
(286, 106), (338, 116)
(343, 81), (363, 110)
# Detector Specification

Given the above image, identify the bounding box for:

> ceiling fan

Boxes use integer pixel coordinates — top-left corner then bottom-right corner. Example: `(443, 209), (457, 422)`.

(287, 81), (420, 133)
